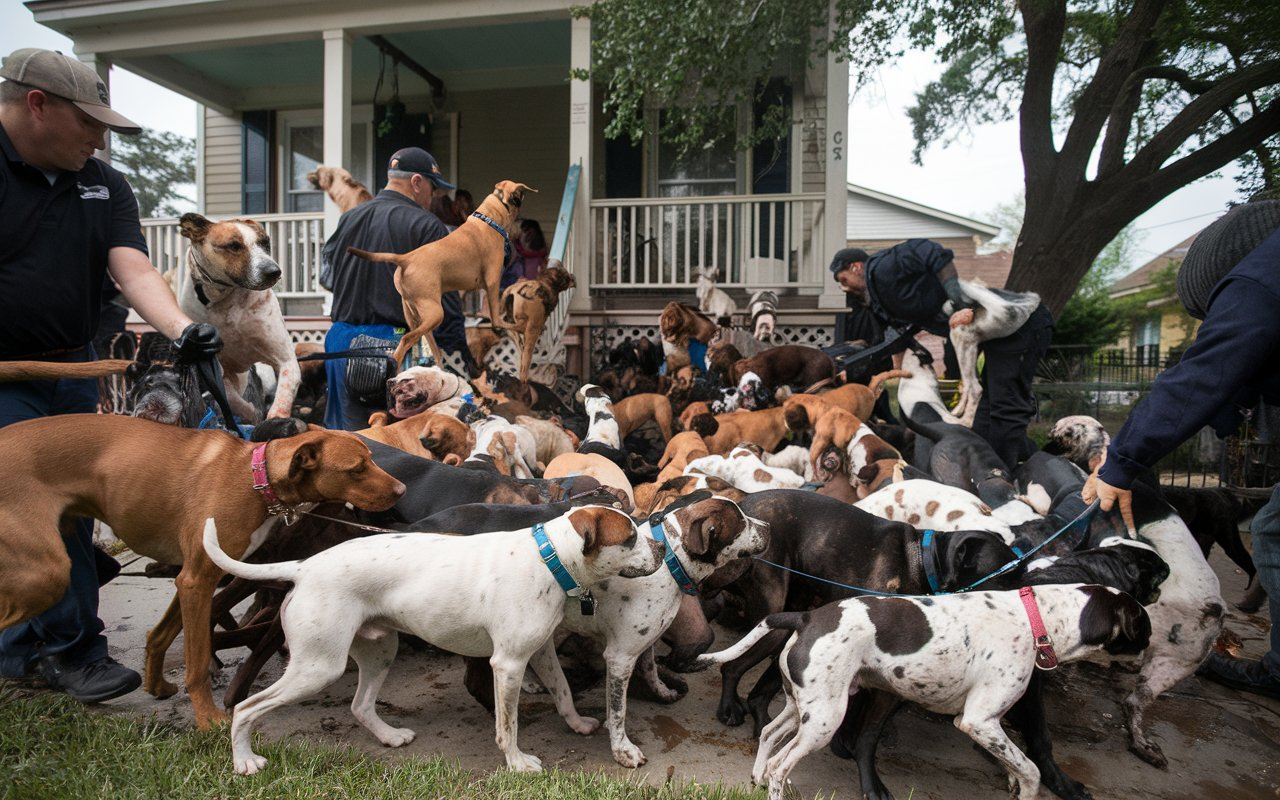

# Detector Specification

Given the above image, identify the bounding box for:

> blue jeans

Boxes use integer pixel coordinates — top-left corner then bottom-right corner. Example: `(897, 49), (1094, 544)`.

(1249, 483), (1280, 676)
(0, 348), (107, 677)
(324, 322), (401, 431)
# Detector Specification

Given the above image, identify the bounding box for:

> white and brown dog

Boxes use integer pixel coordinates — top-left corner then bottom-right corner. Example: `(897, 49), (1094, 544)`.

(385, 365), (474, 418)
(172, 212), (299, 421)
(559, 491), (769, 767)
(203, 505), (662, 775)
(948, 280), (1042, 427)
(695, 266), (738, 321)
(684, 445), (806, 493)
(696, 584), (1150, 800)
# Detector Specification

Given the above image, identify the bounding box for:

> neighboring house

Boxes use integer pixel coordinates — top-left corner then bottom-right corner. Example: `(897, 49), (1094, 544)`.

(1108, 234), (1200, 364)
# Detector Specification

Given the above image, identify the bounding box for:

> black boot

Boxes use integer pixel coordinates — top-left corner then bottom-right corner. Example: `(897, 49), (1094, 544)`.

(37, 654), (141, 703)
(1197, 652), (1280, 700)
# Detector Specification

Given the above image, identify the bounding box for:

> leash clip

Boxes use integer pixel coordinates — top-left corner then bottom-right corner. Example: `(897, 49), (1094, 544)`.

(1034, 635), (1059, 670)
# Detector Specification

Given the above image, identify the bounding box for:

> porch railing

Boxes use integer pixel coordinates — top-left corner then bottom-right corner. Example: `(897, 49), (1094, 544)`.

(141, 213), (326, 300)
(589, 192), (827, 291)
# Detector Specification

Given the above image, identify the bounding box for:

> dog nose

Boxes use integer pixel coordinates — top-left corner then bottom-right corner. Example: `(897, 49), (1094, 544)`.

(262, 262), (281, 281)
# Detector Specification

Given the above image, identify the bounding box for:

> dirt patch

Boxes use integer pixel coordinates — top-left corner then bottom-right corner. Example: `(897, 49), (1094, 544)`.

(87, 545), (1280, 799)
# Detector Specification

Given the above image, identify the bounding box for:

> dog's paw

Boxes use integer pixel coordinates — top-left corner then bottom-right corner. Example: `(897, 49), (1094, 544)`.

(506, 751), (544, 773)
(234, 754), (268, 776)
(613, 741), (647, 768)
(378, 727), (417, 748)
(567, 715), (600, 735)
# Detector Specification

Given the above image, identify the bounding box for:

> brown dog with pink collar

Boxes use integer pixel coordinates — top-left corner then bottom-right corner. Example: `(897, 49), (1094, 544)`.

(0, 414), (404, 729)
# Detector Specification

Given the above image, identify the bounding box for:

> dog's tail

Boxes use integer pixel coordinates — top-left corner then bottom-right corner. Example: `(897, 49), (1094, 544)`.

(867, 369), (911, 397)
(688, 611), (808, 672)
(0, 359), (135, 383)
(202, 517), (303, 583)
(345, 246), (408, 266)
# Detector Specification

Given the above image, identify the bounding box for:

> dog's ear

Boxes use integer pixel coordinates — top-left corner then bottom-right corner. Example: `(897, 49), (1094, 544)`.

(690, 414), (719, 437)
(442, 453), (463, 466)
(178, 212), (212, 243)
(287, 439), (322, 477)
(783, 404), (810, 431)
(678, 513), (712, 556)
(855, 463), (880, 486)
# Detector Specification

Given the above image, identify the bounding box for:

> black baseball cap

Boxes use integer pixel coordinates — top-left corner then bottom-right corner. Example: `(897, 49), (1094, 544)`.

(387, 147), (455, 190)
(1, 48), (142, 134)
(829, 247), (869, 276)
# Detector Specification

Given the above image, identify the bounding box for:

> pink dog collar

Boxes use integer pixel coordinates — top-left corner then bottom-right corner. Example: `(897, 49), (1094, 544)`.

(251, 443), (298, 524)
(1019, 586), (1058, 670)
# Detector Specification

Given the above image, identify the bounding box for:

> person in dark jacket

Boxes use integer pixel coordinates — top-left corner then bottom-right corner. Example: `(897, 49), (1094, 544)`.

(1085, 198), (1280, 699)
(320, 147), (475, 430)
(830, 239), (1053, 469)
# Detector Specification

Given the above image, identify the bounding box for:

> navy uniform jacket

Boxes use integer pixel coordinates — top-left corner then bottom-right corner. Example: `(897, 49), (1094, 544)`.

(864, 238), (956, 337)
(1100, 228), (1280, 489)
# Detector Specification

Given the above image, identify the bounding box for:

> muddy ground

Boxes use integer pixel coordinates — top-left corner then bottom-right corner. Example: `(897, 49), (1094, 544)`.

(63, 540), (1280, 798)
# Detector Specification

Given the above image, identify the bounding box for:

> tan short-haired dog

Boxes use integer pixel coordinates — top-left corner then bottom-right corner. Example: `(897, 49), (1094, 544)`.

(348, 180), (535, 369)
(0, 414), (405, 729)
(500, 262), (576, 383)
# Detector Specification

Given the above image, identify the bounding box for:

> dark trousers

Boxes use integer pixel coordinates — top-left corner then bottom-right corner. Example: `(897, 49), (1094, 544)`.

(0, 348), (107, 677)
(972, 304), (1054, 472)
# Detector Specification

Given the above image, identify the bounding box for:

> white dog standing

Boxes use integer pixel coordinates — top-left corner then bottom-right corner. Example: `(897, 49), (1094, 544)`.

(172, 212), (299, 420)
(202, 506), (663, 775)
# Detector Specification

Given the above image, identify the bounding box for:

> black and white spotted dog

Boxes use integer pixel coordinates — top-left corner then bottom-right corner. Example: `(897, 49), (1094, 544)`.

(695, 584), (1151, 800)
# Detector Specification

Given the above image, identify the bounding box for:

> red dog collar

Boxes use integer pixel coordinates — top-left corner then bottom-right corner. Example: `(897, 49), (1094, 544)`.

(251, 443), (299, 524)
(1019, 586), (1059, 670)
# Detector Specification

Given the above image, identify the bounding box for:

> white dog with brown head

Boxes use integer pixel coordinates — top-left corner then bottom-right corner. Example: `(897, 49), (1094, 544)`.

(172, 212), (299, 420)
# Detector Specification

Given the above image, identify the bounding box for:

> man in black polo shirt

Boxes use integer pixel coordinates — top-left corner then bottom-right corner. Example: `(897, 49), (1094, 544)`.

(320, 146), (475, 430)
(830, 240), (1053, 471)
(0, 48), (222, 703)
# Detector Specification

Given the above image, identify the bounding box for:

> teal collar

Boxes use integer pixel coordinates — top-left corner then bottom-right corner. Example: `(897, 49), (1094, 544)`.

(532, 523), (595, 615)
(651, 518), (698, 596)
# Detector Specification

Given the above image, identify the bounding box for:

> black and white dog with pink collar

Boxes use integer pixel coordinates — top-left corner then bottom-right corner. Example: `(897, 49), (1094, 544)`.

(694, 584), (1151, 800)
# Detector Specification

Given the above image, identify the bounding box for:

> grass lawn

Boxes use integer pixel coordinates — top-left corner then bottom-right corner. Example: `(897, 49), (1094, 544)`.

(0, 686), (778, 800)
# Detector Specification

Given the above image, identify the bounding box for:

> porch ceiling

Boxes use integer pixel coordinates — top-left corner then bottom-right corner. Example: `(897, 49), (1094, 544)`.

(27, 1), (572, 113)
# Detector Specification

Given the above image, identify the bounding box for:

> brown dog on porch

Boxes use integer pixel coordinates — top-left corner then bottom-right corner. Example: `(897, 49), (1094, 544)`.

(500, 261), (576, 383)
(348, 180), (535, 369)
(0, 414), (405, 729)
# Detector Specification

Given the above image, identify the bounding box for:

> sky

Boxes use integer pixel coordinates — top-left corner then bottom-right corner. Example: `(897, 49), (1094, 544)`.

(2, 5), (1247, 272)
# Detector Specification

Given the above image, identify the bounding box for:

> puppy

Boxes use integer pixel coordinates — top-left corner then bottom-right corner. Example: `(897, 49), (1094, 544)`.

(500, 262), (577, 383)
(654, 431), (713, 487)
(612, 392), (674, 442)
(544, 452), (635, 512)
(684, 446), (806, 492)
(172, 212), (300, 421)
(386, 365), (474, 418)
(515, 414), (577, 467)
(730, 344), (835, 392)
(696, 585), (1150, 800)
(203, 506), (662, 774)
(358, 411), (474, 463)
(949, 281), (1042, 426)
(306, 165), (373, 213)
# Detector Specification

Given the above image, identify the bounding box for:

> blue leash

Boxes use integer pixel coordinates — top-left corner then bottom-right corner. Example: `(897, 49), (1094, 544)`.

(753, 501), (1101, 599)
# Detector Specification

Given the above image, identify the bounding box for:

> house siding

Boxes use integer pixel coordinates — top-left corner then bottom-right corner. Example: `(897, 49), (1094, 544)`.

(451, 85), (569, 242)
(203, 108), (243, 215)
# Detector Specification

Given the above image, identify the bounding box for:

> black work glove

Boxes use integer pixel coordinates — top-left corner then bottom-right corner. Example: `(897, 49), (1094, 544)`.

(173, 322), (224, 362)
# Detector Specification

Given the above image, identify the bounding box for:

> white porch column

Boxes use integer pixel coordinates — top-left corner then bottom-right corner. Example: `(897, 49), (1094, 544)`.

(322, 29), (353, 238)
(567, 15), (593, 313)
(818, 9), (850, 311)
(80, 53), (113, 162)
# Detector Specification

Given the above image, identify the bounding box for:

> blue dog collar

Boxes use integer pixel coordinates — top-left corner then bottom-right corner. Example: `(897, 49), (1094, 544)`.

(532, 523), (595, 615)
(921, 529), (941, 594)
(651, 518), (698, 596)
(471, 211), (513, 263)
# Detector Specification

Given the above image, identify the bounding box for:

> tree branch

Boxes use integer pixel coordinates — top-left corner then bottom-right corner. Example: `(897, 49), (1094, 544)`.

(1018, 0), (1068, 204)
(1127, 58), (1280, 175)
(1055, 0), (1167, 180)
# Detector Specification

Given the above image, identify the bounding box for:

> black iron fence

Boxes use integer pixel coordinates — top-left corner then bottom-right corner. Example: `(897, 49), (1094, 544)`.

(1032, 346), (1278, 489)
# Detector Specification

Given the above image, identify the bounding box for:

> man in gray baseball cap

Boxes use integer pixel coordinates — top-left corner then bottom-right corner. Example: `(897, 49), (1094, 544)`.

(1, 48), (219, 706)
(0, 47), (141, 135)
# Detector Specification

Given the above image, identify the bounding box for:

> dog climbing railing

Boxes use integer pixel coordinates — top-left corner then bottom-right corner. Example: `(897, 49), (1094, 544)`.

(142, 213), (326, 300)
(589, 192), (827, 291)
